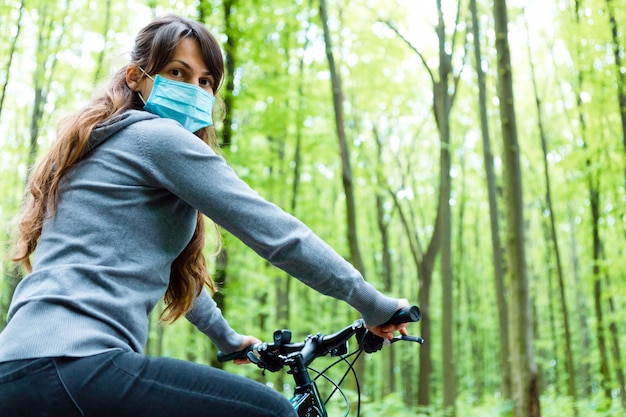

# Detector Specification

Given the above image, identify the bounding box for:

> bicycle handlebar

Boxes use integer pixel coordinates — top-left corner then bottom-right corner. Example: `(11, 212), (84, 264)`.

(217, 305), (422, 365)
(384, 305), (421, 324)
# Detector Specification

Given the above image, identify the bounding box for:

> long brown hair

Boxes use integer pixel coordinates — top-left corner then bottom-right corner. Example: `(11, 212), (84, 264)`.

(12, 15), (225, 323)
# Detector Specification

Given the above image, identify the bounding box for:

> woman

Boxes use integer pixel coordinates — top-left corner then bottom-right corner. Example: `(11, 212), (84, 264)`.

(0, 14), (411, 416)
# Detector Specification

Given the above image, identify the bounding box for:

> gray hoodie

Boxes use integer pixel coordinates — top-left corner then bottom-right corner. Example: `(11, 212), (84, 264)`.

(0, 110), (398, 361)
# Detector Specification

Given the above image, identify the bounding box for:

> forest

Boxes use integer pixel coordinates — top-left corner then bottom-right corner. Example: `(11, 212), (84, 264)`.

(0, 0), (624, 416)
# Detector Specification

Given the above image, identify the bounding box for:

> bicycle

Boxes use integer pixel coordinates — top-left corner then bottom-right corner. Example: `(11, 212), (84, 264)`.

(217, 306), (424, 417)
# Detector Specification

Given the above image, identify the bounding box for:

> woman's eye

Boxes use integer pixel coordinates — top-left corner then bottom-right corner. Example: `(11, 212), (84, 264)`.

(171, 69), (183, 78)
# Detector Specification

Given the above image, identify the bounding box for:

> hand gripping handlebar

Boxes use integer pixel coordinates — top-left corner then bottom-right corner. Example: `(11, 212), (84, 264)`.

(217, 305), (422, 364)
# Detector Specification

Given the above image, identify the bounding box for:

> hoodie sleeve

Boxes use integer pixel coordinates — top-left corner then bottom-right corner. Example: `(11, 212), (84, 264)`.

(136, 118), (399, 327)
(185, 288), (244, 353)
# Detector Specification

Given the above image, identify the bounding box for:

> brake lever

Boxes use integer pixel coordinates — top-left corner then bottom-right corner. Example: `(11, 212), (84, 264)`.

(357, 326), (425, 353)
(246, 343), (285, 372)
(386, 335), (425, 345)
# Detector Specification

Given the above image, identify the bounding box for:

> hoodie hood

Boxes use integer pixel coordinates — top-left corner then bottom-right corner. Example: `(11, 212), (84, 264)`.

(89, 110), (158, 151)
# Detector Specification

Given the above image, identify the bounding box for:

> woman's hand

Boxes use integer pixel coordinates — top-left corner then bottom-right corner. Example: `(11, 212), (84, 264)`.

(233, 335), (261, 365)
(365, 298), (411, 340)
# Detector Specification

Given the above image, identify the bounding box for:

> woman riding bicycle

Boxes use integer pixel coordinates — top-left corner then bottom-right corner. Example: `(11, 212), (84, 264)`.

(0, 14), (411, 417)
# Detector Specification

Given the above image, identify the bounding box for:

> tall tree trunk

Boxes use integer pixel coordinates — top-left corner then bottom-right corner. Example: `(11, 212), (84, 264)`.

(318, 0), (365, 275)
(373, 127), (396, 395)
(492, 1), (540, 416)
(590, 188), (612, 404)
(270, 3), (313, 393)
(603, 5), (626, 402)
(290, 0), (312, 219)
(29, 0), (69, 166)
(380, 21), (439, 407)
(15, 0), (68, 299)
(201, 0), (238, 369)
(570, 0), (613, 405)
(387, 185), (439, 409)
(434, 1), (456, 414)
(216, 0), (238, 151)
(605, 0), (626, 182)
(605, 275), (626, 408)
(3, 1), (71, 320)
(525, 24), (577, 409)
(542, 233), (560, 392)
(579, 68), (613, 410)
(92, 0), (112, 85)
(567, 204), (592, 397)
(0, 0), (25, 119)
(318, 0), (369, 396)
(383, 2), (464, 407)
(469, 0), (510, 401)
(266, 131), (291, 390)
(0, 0), (26, 325)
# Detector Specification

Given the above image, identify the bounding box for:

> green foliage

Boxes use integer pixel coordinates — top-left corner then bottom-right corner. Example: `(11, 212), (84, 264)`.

(360, 392), (419, 416)
(0, 0), (624, 415)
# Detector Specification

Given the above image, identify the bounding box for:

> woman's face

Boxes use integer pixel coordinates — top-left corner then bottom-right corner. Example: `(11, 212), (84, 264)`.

(133, 37), (216, 100)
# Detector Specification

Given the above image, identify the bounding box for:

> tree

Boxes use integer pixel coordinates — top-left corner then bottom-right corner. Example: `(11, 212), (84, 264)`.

(524, 12), (577, 410)
(566, 0), (616, 407)
(602, 2), (626, 405)
(469, 0), (511, 400)
(492, 0), (541, 416)
(385, 1), (465, 412)
(198, 0), (240, 369)
(92, 0), (113, 85)
(0, 0), (25, 119)
(318, 0), (366, 276)
(605, 0), (626, 175)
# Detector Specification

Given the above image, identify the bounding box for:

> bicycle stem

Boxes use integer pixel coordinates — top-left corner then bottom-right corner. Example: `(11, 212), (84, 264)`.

(287, 354), (312, 389)
(287, 353), (328, 417)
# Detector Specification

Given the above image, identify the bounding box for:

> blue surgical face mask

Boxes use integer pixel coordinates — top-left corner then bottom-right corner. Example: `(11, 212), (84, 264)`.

(138, 69), (215, 133)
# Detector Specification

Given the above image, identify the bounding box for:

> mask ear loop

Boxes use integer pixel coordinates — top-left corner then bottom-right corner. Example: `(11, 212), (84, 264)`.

(136, 66), (154, 105)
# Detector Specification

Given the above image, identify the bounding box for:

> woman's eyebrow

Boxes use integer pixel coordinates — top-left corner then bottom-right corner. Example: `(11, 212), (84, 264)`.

(170, 59), (211, 76)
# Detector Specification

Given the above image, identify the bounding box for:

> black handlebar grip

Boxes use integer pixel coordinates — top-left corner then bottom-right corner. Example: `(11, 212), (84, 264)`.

(384, 305), (421, 325)
(217, 349), (249, 363)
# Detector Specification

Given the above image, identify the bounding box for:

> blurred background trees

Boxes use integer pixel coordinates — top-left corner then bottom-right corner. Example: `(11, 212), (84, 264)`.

(0, 0), (624, 416)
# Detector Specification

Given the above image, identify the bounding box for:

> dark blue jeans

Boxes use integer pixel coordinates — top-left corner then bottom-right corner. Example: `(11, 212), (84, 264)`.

(0, 350), (296, 416)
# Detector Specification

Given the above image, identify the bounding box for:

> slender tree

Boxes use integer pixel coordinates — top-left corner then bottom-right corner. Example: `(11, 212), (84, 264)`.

(28, 0), (70, 167)
(568, 0), (613, 405)
(434, 0), (458, 413)
(199, 0), (239, 369)
(590, 182), (611, 404)
(603, 2), (626, 405)
(605, 272), (626, 408)
(605, 0), (626, 170)
(215, 0), (238, 151)
(2, 0), (72, 326)
(386, 173), (438, 409)
(0, 0), (25, 119)
(383, 2), (465, 410)
(469, 0), (510, 400)
(381, 21), (449, 416)
(318, 0), (366, 275)
(492, 0), (540, 416)
(524, 15), (578, 410)
(373, 126), (397, 395)
(566, 203), (592, 397)
(92, 0), (113, 85)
